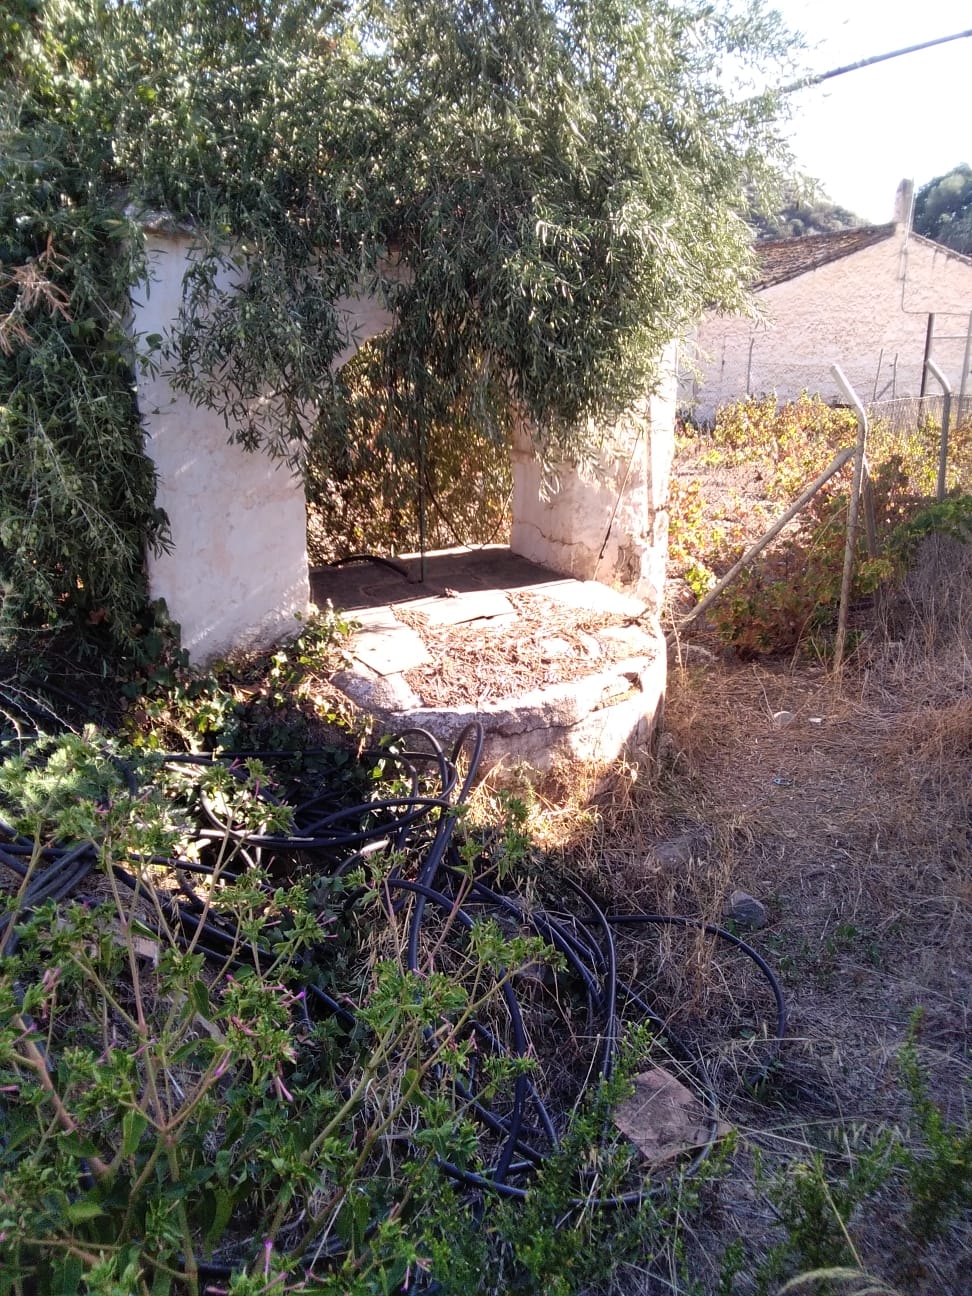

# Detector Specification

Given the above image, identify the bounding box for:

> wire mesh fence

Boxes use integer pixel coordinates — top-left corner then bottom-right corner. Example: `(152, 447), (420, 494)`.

(865, 392), (972, 494)
(867, 393), (972, 435)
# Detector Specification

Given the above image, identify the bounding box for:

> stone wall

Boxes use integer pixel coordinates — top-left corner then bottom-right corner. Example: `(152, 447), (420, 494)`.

(683, 232), (972, 425)
(133, 227), (676, 661)
(509, 346), (676, 614)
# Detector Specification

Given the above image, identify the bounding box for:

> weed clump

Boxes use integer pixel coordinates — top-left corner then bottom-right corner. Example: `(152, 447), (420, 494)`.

(671, 394), (972, 657)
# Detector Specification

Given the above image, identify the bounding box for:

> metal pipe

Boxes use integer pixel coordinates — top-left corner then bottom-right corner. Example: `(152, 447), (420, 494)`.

(919, 314), (935, 397)
(674, 445), (856, 635)
(958, 311), (972, 427)
(924, 359), (953, 502)
(831, 365), (868, 677)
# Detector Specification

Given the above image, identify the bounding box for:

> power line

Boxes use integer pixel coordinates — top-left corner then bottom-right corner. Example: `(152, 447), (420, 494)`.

(782, 27), (972, 95)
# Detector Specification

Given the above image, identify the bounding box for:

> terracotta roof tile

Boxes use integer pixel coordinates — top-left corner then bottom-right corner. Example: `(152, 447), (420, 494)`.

(755, 224), (896, 290)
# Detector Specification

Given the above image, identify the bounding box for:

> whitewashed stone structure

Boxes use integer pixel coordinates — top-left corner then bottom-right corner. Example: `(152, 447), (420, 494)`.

(682, 182), (972, 424)
(131, 227), (401, 662)
(132, 226), (676, 670)
(510, 346), (676, 614)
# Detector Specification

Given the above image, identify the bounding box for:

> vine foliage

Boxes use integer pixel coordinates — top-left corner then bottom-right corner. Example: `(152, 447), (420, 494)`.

(2, 0), (795, 646)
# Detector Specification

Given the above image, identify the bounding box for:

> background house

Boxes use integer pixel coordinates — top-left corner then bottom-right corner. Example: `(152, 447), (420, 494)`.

(681, 181), (972, 424)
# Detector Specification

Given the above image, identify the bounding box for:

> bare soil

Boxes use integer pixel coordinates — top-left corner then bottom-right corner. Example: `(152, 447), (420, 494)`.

(532, 528), (972, 1295)
(395, 589), (639, 707)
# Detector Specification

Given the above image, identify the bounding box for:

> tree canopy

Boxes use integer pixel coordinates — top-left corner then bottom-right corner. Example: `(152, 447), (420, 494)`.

(749, 181), (864, 241)
(913, 164), (972, 257)
(1, 0), (795, 642)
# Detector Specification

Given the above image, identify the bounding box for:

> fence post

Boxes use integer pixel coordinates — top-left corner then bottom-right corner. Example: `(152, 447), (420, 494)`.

(830, 366), (868, 677)
(960, 311), (972, 426)
(672, 446), (856, 635)
(919, 314), (935, 397)
(924, 359), (953, 502)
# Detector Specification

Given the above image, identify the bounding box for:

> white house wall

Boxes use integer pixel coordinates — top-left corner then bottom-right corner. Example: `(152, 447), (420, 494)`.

(684, 234), (972, 424)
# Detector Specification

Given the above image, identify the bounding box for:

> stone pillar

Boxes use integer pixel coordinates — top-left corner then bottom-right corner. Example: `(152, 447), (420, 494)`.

(131, 229), (311, 663)
(509, 345), (676, 613)
(131, 227), (403, 664)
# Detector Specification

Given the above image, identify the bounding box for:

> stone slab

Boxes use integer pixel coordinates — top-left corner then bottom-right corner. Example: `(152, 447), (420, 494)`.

(532, 579), (645, 618)
(399, 589), (515, 627)
(349, 607), (430, 676)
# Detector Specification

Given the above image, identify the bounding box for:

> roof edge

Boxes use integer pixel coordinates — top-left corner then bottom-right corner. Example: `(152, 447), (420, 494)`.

(908, 230), (972, 271)
(754, 223), (896, 291)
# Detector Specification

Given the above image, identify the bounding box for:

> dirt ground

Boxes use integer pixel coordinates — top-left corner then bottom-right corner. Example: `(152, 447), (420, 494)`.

(568, 536), (972, 1294)
(396, 589), (638, 707)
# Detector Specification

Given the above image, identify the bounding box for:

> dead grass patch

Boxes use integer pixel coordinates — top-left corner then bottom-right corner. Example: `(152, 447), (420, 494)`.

(490, 537), (972, 1294)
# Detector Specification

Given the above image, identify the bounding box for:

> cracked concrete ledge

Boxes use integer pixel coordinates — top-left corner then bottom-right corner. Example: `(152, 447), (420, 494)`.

(331, 622), (668, 782)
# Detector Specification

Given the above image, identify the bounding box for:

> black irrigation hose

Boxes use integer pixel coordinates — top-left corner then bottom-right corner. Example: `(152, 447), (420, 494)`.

(605, 912), (789, 1061)
(0, 720), (789, 1285)
(325, 553), (410, 577)
(0, 840), (99, 952)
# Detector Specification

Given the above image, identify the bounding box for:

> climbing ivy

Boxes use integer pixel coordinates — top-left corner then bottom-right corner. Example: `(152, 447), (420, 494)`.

(0, 2), (166, 643)
(1, 0), (795, 646)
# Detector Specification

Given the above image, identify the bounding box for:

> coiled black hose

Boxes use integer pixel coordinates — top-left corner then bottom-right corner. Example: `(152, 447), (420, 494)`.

(0, 720), (787, 1286)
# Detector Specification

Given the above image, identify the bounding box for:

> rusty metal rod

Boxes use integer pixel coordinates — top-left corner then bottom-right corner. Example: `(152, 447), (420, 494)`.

(673, 444), (856, 635)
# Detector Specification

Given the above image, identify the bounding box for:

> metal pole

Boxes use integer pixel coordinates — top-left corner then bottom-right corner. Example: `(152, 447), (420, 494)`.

(925, 359), (953, 502)
(860, 460), (879, 559)
(831, 365), (868, 677)
(919, 314), (935, 397)
(871, 348), (884, 403)
(674, 445), (856, 634)
(417, 419), (427, 583)
(958, 311), (972, 426)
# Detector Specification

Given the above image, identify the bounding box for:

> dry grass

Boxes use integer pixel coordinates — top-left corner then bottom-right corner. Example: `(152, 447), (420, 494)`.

(486, 533), (972, 1294)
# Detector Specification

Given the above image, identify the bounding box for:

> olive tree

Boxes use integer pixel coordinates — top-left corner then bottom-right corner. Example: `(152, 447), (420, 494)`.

(1, 0), (794, 642)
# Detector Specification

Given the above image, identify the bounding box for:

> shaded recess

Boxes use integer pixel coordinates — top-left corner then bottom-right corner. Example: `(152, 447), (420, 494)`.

(311, 547), (667, 780)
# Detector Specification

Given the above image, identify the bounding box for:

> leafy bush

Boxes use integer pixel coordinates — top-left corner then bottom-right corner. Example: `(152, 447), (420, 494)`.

(121, 606), (357, 753)
(0, 730), (723, 1296)
(0, 132), (166, 642)
(886, 493), (972, 565)
(898, 1020), (972, 1242)
(2, 0), (796, 649)
(305, 344), (512, 562)
(670, 396), (935, 656)
(0, 738), (522, 1293)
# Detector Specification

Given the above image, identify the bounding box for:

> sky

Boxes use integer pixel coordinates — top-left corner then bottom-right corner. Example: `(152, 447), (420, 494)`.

(767, 0), (970, 222)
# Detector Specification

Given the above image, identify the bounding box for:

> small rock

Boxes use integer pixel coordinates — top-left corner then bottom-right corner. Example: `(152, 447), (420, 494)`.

(725, 889), (768, 929)
(540, 636), (571, 660)
(652, 834), (695, 870)
(331, 667), (421, 712)
(771, 709), (795, 729)
(576, 631), (603, 659)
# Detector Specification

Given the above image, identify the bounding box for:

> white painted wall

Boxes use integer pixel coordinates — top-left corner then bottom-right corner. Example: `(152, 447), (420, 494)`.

(509, 346), (676, 614)
(131, 231), (309, 662)
(132, 230), (404, 664)
(683, 232), (972, 424)
(134, 227), (676, 658)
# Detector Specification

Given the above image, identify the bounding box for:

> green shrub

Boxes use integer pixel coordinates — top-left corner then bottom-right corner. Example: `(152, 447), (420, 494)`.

(898, 1021), (972, 1242)
(0, 733), (715, 1295)
(670, 397), (928, 656)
